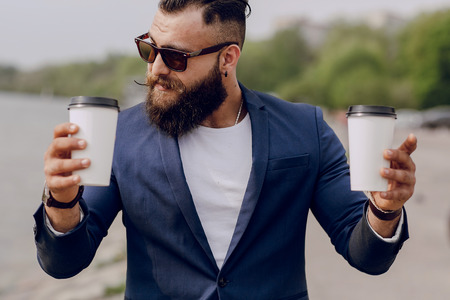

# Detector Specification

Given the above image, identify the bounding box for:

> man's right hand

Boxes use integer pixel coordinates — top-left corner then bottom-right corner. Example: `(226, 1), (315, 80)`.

(43, 123), (90, 232)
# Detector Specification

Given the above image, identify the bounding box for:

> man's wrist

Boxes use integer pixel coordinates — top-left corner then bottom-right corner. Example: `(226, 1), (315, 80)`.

(365, 191), (402, 221)
(45, 205), (85, 236)
(366, 204), (404, 242)
(42, 183), (84, 209)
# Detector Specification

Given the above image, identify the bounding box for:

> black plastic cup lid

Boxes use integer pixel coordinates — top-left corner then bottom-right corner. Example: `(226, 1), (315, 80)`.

(68, 96), (120, 111)
(346, 105), (396, 119)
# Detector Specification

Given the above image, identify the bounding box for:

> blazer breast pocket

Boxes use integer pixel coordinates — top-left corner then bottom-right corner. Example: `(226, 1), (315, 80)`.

(267, 154), (310, 171)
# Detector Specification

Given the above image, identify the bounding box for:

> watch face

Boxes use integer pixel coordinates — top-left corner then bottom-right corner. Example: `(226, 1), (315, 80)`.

(42, 184), (51, 206)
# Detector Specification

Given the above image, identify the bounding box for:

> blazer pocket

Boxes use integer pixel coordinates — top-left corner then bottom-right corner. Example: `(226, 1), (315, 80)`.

(267, 154), (310, 171)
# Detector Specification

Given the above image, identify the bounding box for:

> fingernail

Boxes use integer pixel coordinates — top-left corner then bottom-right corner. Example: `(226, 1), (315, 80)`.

(78, 140), (86, 148)
(385, 150), (393, 157)
(381, 192), (388, 198)
(72, 175), (81, 183)
(81, 159), (90, 167)
(69, 124), (77, 132)
(384, 169), (390, 175)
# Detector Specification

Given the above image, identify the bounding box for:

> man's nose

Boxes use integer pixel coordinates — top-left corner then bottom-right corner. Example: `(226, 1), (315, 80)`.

(149, 53), (170, 77)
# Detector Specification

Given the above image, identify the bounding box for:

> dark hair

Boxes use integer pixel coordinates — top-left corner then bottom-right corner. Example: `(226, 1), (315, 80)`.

(158, 0), (251, 48)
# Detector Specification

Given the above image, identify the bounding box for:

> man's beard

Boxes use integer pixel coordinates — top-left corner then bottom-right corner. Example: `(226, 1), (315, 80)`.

(145, 62), (228, 137)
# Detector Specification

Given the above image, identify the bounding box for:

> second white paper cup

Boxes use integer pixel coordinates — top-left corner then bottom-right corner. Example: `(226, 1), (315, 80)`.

(346, 105), (396, 191)
(69, 96), (120, 186)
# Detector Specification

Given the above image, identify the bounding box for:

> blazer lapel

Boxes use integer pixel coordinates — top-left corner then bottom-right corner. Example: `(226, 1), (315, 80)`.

(158, 131), (218, 270)
(224, 85), (269, 263)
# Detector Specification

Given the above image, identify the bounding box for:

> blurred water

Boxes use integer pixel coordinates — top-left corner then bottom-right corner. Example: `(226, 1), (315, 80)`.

(0, 92), (131, 300)
(0, 92), (68, 294)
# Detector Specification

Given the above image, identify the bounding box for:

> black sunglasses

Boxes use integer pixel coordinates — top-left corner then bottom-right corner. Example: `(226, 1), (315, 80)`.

(135, 33), (238, 72)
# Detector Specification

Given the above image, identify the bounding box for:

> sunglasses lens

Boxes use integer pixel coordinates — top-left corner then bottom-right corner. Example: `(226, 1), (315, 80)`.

(161, 50), (186, 72)
(138, 41), (156, 63)
(136, 38), (187, 71)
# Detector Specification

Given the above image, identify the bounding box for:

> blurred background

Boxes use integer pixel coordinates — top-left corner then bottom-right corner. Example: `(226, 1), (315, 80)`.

(1, 0), (449, 299)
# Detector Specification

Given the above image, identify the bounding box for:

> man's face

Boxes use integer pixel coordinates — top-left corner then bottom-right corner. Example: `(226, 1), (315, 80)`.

(144, 8), (228, 137)
(145, 59), (227, 137)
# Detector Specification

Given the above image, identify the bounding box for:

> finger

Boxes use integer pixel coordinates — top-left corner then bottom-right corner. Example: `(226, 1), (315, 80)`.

(384, 149), (416, 171)
(46, 174), (82, 192)
(46, 175), (81, 196)
(54, 123), (79, 139)
(380, 187), (413, 203)
(381, 168), (416, 186)
(52, 137), (87, 153)
(397, 133), (417, 155)
(44, 158), (90, 177)
(45, 137), (87, 160)
(372, 191), (405, 210)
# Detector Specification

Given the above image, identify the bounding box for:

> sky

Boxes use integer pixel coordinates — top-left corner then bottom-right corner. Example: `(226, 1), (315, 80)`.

(1, 0), (449, 70)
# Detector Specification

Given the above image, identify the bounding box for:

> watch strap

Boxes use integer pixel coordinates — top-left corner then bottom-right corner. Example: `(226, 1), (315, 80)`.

(366, 191), (402, 221)
(46, 185), (84, 209)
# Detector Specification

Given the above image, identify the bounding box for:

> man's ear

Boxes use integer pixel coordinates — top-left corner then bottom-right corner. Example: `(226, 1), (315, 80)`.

(220, 44), (241, 73)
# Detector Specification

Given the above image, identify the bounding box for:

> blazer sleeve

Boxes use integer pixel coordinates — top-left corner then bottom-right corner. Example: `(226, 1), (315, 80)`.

(310, 107), (408, 275)
(33, 173), (122, 279)
(33, 199), (95, 279)
(347, 202), (409, 275)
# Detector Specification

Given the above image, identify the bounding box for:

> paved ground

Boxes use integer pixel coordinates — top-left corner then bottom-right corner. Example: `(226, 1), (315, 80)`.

(1, 92), (449, 299)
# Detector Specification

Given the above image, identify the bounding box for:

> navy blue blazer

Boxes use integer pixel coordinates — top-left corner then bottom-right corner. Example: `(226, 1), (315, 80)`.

(34, 84), (408, 300)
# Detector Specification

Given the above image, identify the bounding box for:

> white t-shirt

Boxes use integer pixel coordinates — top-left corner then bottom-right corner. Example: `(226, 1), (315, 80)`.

(178, 114), (252, 269)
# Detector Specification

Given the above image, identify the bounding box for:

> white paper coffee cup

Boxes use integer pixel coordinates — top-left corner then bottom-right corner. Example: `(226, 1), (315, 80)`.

(346, 105), (396, 191)
(69, 96), (120, 186)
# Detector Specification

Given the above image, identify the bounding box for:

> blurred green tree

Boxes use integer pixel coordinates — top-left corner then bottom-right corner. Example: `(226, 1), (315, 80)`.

(237, 26), (311, 93)
(397, 9), (450, 109)
(0, 54), (146, 100)
(0, 65), (18, 89)
(280, 23), (397, 109)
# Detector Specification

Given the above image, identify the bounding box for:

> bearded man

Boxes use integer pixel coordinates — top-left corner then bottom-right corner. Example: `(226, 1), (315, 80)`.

(35, 1), (417, 299)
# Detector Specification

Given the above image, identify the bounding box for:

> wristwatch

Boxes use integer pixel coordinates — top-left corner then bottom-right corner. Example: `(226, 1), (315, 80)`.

(42, 183), (84, 209)
(365, 191), (402, 221)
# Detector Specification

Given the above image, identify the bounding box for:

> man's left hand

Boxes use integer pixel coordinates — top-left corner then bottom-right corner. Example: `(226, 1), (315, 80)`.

(373, 133), (417, 211)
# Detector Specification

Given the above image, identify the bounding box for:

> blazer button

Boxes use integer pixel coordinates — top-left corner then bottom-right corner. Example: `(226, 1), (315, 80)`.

(218, 277), (229, 288)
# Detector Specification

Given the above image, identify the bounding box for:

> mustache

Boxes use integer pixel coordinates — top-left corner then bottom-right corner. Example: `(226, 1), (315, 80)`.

(134, 74), (154, 87)
(134, 75), (185, 93)
(134, 79), (149, 86)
